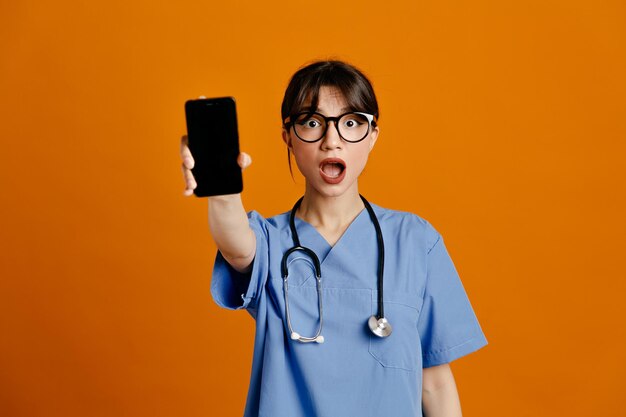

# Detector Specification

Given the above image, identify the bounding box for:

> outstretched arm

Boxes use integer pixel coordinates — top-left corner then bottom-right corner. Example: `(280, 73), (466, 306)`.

(181, 136), (256, 273)
(422, 363), (463, 417)
(208, 192), (256, 273)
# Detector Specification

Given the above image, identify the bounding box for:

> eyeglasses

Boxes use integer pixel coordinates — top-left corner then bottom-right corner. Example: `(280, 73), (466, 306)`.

(283, 111), (377, 143)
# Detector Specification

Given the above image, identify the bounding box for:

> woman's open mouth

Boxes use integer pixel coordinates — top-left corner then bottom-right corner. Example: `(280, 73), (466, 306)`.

(319, 158), (346, 184)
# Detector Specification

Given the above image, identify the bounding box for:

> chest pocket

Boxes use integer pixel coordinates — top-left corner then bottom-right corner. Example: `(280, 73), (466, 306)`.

(368, 290), (422, 372)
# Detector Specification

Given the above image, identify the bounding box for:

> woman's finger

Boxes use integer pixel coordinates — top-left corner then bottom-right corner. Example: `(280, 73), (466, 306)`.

(181, 162), (197, 195)
(238, 152), (252, 170)
(180, 135), (195, 169)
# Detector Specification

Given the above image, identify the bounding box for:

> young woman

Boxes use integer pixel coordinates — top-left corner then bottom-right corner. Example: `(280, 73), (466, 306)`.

(180, 60), (488, 417)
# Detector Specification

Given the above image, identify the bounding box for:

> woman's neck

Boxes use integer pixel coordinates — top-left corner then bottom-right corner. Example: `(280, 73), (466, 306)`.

(297, 183), (365, 232)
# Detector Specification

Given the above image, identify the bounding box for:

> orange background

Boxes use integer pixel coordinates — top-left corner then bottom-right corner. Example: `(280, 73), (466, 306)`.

(1, 1), (625, 416)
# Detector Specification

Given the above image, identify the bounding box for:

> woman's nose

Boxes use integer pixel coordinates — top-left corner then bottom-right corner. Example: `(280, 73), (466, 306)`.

(321, 121), (342, 149)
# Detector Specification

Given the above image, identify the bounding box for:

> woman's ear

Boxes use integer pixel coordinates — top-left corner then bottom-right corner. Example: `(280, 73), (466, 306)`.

(368, 126), (379, 151)
(282, 129), (293, 149)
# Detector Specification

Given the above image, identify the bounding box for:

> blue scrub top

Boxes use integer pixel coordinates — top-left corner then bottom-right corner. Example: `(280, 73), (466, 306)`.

(211, 203), (488, 417)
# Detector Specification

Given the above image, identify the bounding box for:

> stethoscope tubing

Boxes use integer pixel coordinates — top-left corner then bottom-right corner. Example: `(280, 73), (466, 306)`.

(282, 195), (390, 343)
(361, 196), (386, 320)
(281, 245), (324, 343)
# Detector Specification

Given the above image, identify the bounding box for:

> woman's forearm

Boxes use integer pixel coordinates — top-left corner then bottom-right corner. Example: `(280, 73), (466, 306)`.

(422, 364), (463, 417)
(208, 194), (256, 273)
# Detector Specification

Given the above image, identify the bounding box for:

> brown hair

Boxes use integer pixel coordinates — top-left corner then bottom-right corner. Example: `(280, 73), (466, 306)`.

(281, 60), (379, 175)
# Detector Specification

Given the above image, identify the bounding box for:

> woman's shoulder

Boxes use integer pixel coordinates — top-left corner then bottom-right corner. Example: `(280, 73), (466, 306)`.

(244, 209), (291, 231)
(368, 201), (432, 227)
(369, 202), (441, 250)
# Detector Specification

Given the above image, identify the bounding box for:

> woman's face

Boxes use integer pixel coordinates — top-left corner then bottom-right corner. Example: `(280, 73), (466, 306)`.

(282, 85), (379, 199)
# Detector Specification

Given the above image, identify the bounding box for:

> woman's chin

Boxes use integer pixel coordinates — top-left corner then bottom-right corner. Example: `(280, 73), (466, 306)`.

(305, 178), (360, 199)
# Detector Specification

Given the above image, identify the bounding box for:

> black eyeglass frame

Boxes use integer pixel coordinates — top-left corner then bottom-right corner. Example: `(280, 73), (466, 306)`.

(283, 111), (378, 143)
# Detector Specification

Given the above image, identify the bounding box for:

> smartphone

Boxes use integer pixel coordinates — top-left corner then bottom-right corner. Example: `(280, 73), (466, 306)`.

(184, 97), (243, 197)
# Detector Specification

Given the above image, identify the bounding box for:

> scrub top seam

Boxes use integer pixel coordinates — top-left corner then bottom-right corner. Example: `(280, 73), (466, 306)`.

(420, 232), (442, 310)
(292, 286), (421, 311)
(422, 334), (485, 357)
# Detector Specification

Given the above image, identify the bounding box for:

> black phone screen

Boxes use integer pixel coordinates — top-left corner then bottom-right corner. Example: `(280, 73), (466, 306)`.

(184, 97), (243, 197)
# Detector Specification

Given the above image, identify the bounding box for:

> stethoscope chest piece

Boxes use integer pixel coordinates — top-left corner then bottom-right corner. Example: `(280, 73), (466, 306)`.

(368, 315), (393, 338)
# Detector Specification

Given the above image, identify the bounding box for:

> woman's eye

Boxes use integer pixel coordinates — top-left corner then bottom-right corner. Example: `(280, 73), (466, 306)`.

(343, 118), (361, 128)
(298, 118), (321, 128)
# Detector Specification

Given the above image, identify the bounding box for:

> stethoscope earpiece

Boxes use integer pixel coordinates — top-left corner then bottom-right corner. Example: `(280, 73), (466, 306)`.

(290, 332), (325, 344)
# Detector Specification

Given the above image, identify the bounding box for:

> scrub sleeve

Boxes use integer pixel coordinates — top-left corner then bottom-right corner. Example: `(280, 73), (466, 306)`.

(418, 228), (488, 367)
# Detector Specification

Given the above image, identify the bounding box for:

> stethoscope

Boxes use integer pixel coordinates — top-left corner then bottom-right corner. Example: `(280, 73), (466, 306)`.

(280, 195), (392, 344)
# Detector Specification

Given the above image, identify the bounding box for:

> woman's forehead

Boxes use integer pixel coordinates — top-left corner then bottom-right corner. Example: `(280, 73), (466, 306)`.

(302, 85), (349, 113)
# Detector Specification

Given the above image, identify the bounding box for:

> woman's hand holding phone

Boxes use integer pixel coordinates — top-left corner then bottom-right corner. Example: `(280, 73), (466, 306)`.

(180, 135), (252, 197)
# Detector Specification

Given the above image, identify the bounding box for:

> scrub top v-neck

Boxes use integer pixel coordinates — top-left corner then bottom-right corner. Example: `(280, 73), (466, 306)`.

(293, 206), (368, 263)
(211, 203), (488, 417)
